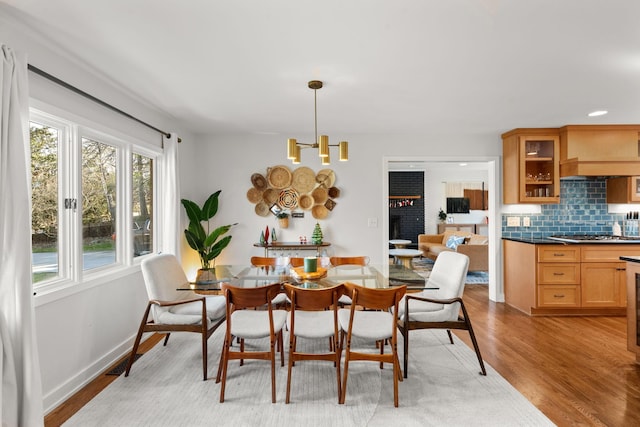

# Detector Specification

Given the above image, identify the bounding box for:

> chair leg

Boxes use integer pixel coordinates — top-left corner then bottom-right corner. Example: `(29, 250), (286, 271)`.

(125, 304), (152, 378)
(335, 335), (342, 403)
(279, 330), (285, 367)
(163, 333), (170, 346)
(446, 329), (454, 344)
(392, 343), (399, 407)
(401, 325), (409, 379)
(201, 329), (208, 381)
(379, 339), (384, 369)
(219, 336), (231, 402)
(270, 334), (277, 403)
(286, 334), (295, 404)
(463, 318), (486, 375)
(459, 303), (487, 376)
(340, 334), (351, 404)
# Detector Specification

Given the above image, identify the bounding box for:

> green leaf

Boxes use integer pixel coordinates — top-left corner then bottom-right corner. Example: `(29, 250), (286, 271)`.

(201, 190), (221, 221)
(181, 199), (202, 224)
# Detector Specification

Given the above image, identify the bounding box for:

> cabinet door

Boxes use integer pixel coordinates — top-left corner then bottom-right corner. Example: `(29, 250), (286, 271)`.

(519, 135), (560, 203)
(581, 262), (626, 307)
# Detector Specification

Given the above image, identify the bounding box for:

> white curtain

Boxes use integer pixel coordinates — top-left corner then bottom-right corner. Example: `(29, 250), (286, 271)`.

(161, 132), (181, 257)
(0, 45), (44, 426)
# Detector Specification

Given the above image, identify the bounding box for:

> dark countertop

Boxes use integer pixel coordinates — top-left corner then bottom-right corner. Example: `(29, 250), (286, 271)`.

(502, 237), (564, 244)
(503, 237), (640, 245)
(620, 256), (640, 263)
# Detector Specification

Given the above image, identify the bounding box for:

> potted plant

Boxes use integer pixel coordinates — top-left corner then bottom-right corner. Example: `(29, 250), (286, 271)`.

(277, 211), (290, 228)
(181, 190), (236, 284)
(438, 208), (447, 223)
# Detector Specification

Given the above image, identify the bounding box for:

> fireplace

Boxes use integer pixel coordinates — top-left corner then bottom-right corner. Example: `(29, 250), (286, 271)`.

(390, 216), (400, 240)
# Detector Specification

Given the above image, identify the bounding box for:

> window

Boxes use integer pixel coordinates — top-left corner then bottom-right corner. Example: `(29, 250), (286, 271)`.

(30, 108), (159, 291)
(81, 137), (117, 270)
(132, 153), (153, 257)
(31, 121), (60, 283)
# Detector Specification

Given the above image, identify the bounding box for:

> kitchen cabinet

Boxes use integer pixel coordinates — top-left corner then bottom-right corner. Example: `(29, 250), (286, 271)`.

(606, 176), (640, 203)
(559, 125), (640, 177)
(502, 129), (560, 204)
(503, 240), (637, 315)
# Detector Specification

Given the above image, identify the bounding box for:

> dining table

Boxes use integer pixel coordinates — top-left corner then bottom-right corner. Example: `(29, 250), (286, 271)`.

(177, 263), (431, 293)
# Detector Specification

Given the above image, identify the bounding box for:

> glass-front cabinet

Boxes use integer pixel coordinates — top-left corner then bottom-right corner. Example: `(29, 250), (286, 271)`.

(502, 129), (560, 204)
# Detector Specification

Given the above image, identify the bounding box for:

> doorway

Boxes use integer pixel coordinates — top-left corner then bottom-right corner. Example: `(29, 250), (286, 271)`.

(383, 157), (501, 302)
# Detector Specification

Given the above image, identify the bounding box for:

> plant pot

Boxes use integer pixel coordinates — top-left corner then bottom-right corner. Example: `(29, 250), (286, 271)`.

(195, 268), (217, 285)
(278, 217), (289, 229)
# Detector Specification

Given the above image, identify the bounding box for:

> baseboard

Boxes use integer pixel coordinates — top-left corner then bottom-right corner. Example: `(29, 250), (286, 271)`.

(42, 332), (151, 414)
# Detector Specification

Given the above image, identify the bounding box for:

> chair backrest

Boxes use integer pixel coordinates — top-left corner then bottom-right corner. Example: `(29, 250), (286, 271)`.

(251, 256), (303, 268)
(344, 282), (406, 311)
(221, 282), (282, 310)
(330, 256), (369, 266)
(289, 257), (304, 267)
(284, 283), (345, 311)
(250, 256), (278, 267)
(426, 251), (469, 300)
(140, 253), (191, 302)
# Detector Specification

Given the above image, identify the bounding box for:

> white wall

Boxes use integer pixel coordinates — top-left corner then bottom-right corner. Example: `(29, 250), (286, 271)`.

(425, 167), (489, 234)
(185, 132), (501, 271)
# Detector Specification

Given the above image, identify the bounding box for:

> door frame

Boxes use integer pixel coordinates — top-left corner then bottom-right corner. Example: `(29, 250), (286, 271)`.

(382, 156), (503, 302)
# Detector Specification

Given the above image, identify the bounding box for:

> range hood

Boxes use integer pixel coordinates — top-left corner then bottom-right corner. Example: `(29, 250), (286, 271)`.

(559, 125), (640, 177)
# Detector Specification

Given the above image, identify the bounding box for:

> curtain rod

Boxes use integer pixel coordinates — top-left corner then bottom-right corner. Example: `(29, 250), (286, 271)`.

(27, 64), (181, 143)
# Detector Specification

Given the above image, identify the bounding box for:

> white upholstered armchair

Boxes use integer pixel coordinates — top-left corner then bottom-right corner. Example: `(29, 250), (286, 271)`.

(124, 253), (226, 380)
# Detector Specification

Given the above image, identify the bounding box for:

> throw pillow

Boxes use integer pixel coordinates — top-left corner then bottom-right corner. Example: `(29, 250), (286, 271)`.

(445, 235), (465, 250)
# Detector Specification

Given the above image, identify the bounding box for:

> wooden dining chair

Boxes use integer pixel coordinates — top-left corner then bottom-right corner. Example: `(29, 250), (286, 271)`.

(338, 282), (407, 407)
(216, 282), (287, 403)
(397, 251), (486, 378)
(250, 256), (290, 307)
(283, 283), (345, 403)
(329, 256), (370, 306)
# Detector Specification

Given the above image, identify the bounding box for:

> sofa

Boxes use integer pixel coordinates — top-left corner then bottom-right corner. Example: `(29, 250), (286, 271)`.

(418, 230), (489, 272)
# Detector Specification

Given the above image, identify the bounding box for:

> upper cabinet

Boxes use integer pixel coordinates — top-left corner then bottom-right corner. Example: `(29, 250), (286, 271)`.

(607, 176), (640, 203)
(559, 125), (640, 177)
(502, 129), (560, 204)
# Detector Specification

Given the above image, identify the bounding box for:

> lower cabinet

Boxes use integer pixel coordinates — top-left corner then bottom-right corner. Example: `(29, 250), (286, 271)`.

(581, 262), (627, 308)
(504, 240), (637, 315)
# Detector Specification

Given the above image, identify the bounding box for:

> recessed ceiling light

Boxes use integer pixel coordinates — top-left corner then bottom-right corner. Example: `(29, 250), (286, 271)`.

(588, 110), (608, 117)
(459, 163), (468, 166)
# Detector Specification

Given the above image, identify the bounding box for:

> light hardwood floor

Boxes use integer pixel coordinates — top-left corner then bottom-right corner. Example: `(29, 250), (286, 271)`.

(45, 285), (640, 426)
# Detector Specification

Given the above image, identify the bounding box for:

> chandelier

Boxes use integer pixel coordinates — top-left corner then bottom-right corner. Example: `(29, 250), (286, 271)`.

(286, 80), (348, 165)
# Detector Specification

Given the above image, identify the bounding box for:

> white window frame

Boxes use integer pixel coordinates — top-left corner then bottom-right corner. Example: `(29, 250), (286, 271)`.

(30, 102), (162, 303)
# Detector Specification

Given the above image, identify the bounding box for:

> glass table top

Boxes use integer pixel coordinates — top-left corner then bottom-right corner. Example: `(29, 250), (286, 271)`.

(176, 264), (431, 292)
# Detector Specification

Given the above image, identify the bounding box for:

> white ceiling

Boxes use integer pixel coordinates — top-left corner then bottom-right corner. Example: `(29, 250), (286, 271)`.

(4, 0), (640, 139)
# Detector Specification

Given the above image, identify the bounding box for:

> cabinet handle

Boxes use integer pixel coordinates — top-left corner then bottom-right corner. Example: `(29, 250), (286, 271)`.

(616, 268), (626, 271)
(553, 294), (565, 298)
(553, 253), (565, 256)
(553, 272), (565, 275)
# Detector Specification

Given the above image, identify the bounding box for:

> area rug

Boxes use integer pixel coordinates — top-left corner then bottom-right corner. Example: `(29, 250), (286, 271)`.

(63, 329), (553, 426)
(412, 258), (489, 285)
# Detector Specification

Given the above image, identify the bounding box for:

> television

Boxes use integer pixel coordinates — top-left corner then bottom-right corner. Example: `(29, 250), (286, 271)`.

(446, 197), (470, 214)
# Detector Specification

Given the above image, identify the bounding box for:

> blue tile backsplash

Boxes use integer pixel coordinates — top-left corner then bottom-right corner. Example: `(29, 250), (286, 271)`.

(501, 178), (626, 239)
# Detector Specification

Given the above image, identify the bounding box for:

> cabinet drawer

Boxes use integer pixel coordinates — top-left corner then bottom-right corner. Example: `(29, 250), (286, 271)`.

(537, 285), (580, 307)
(581, 245), (640, 262)
(537, 263), (580, 284)
(537, 245), (581, 262)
